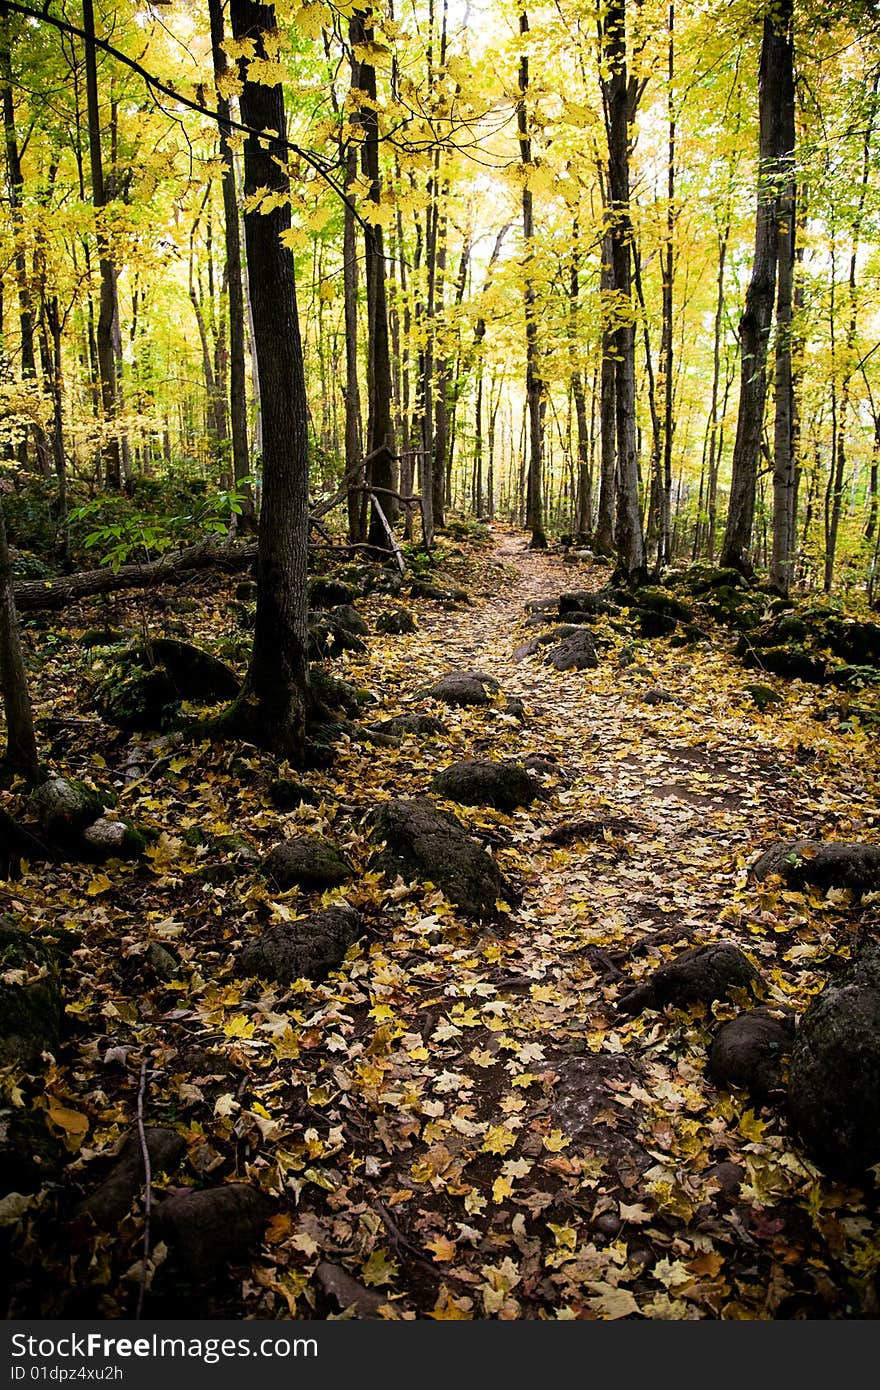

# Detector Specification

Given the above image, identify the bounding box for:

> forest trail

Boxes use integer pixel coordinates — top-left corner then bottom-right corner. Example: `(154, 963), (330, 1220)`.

(9, 524), (880, 1321)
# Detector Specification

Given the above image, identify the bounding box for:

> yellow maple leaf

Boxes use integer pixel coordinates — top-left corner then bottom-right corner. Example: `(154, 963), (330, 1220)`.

(361, 1248), (399, 1287)
(482, 1125), (517, 1156)
(542, 1128), (571, 1152)
(425, 1235), (457, 1263)
(492, 1176), (513, 1203)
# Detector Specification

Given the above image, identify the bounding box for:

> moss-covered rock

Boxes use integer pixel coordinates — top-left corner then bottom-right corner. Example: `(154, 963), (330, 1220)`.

(308, 576), (358, 608)
(262, 835), (353, 892)
(237, 905), (363, 984)
(29, 777), (109, 842)
(375, 608), (417, 635)
(368, 797), (517, 920)
(788, 948), (880, 1180)
(751, 839), (880, 901)
(0, 1107), (66, 1195)
(431, 759), (540, 813)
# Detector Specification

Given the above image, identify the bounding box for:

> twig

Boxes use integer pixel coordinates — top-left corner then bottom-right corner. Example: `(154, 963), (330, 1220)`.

(134, 1061), (152, 1321)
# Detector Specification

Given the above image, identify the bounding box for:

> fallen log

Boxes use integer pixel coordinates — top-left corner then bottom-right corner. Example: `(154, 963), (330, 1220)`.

(13, 540), (258, 613)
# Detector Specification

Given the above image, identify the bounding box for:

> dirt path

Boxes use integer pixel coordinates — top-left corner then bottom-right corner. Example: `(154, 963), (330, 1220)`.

(312, 523), (880, 1319)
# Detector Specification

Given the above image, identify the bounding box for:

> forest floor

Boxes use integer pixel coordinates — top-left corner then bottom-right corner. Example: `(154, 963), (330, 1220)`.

(5, 522), (880, 1320)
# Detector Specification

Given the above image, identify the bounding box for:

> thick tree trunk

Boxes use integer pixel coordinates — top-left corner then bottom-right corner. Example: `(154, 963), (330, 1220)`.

(601, 0), (645, 582)
(230, 0), (309, 759)
(721, 0), (792, 573)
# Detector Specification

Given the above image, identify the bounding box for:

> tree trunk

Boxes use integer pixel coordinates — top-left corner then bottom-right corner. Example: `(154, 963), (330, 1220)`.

(721, 0), (792, 573)
(659, 2), (675, 567)
(208, 0), (253, 520)
(82, 0), (122, 491)
(601, 0), (645, 582)
(769, 19), (796, 595)
(350, 14), (396, 550)
(0, 495), (38, 778)
(230, 0), (309, 760)
(518, 12), (547, 550)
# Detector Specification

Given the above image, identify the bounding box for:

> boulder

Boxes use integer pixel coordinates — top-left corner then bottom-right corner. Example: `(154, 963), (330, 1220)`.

(0, 920), (62, 1067)
(513, 626), (579, 661)
(623, 587), (693, 621)
(635, 609), (678, 639)
(424, 670), (501, 706)
(375, 608), (417, 635)
(29, 777), (108, 842)
(76, 1127), (186, 1228)
(431, 759), (540, 813)
(788, 948), (880, 1180)
(308, 576), (358, 608)
(262, 835), (353, 892)
(368, 797), (516, 920)
(309, 616), (366, 660)
(709, 1008), (795, 1098)
(558, 591), (620, 618)
(618, 941), (761, 1017)
(410, 580), (469, 604)
(153, 1184), (272, 1284)
(330, 603), (369, 637)
(237, 905), (363, 984)
(740, 642), (827, 683)
(96, 640), (240, 730)
(751, 840), (880, 902)
(819, 615), (880, 667)
(544, 629), (598, 671)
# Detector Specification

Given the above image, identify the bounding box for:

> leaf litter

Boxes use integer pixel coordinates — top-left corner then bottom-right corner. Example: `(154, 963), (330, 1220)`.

(2, 523), (880, 1319)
